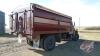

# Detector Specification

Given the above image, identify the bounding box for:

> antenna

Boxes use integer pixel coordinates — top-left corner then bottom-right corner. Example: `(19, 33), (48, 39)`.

(79, 17), (80, 30)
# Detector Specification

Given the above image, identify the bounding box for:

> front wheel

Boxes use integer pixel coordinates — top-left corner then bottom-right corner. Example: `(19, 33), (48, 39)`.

(72, 33), (79, 41)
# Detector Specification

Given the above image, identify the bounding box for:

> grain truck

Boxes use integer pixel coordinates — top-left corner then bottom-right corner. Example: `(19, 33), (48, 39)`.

(9, 3), (79, 51)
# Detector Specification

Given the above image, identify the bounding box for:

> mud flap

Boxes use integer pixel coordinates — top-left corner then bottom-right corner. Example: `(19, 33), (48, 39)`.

(32, 35), (40, 49)
(18, 34), (22, 44)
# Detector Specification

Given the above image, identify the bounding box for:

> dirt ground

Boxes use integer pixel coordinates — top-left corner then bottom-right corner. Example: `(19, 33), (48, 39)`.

(0, 37), (100, 56)
(0, 29), (100, 56)
(22, 40), (100, 56)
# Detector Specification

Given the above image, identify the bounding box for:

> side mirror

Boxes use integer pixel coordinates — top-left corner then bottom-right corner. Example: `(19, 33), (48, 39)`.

(73, 22), (75, 26)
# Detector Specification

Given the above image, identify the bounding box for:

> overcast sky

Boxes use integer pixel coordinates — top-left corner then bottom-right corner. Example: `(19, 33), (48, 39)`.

(0, 0), (100, 28)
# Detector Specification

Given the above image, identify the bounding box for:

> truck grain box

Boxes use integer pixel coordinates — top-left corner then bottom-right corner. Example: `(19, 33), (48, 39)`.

(9, 3), (79, 51)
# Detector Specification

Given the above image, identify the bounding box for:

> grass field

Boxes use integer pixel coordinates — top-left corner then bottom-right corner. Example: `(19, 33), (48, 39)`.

(78, 30), (100, 41)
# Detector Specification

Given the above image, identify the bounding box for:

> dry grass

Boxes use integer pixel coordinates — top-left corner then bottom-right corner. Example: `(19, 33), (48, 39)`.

(79, 30), (100, 41)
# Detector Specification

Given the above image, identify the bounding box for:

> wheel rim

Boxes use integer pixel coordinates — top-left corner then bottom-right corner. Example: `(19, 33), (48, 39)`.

(47, 39), (55, 49)
(43, 36), (55, 51)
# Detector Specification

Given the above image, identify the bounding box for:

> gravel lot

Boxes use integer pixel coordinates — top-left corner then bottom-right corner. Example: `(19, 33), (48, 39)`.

(0, 37), (100, 56)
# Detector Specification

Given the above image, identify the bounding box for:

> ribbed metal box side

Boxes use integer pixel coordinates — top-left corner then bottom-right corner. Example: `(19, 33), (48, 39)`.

(0, 11), (5, 34)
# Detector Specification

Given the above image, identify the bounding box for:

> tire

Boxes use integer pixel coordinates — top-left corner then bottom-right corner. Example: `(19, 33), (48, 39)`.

(43, 35), (56, 51)
(39, 38), (44, 48)
(61, 33), (67, 41)
(72, 34), (79, 41)
(55, 34), (61, 42)
(26, 38), (33, 46)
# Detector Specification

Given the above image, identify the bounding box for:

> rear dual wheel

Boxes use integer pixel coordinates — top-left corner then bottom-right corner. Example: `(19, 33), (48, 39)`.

(41, 35), (56, 51)
(26, 38), (33, 46)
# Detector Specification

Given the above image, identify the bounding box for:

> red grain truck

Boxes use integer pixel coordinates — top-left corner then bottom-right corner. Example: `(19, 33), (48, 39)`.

(9, 3), (79, 51)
